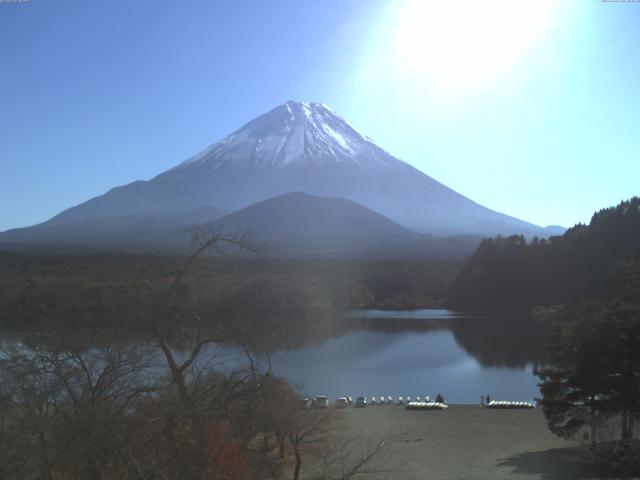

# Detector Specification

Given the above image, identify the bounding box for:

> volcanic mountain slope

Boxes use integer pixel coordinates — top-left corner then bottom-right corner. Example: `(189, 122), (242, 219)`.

(214, 192), (413, 240)
(20, 101), (557, 238)
(0, 192), (482, 258)
(211, 192), (483, 257)
(0, 210), (223, 252)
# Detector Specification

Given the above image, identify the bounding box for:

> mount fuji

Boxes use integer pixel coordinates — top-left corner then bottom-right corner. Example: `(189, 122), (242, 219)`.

(0, 101), (562, 253)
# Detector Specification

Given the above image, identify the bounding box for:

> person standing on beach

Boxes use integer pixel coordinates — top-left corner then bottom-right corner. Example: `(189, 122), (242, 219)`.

(486, 394), (491, 405)
(481, 395), (485, 407)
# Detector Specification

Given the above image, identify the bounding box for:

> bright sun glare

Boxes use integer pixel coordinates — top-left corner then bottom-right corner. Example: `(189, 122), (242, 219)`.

(391, 0), (559, 90)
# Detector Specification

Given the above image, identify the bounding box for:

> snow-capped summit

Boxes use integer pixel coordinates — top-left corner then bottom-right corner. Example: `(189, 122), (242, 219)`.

(18, 101), (555, 238)
(172, 101), (400, 172)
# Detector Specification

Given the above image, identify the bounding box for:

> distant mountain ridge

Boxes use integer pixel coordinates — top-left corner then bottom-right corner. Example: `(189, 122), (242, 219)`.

(0, 101), (563, 254)
(214, 191), (412, 238)
(39, 102), (555, 235)
(210, 192), (482, 258)
(0, 192), (483, 258)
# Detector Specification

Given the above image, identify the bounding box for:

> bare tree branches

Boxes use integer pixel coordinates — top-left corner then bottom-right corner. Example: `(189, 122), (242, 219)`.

(0, 228), (399, 480)
(309, 433), (400, 480)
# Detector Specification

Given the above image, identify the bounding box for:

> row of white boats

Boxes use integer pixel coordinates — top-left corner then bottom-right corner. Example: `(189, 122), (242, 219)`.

(303, 396), (535, 410)
(356, 395), (440, 406)
(485, 400), (535, 409)
(404, 400), (535, 411)
(405, 401), (449, 410)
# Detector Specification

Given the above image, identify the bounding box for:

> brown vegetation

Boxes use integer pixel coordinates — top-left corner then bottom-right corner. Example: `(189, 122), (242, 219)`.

(0, 230), (399, 480)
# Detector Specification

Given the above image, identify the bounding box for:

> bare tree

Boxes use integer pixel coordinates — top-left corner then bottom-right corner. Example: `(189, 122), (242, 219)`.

(309, 434), (398, 480)
(286, 408), (336, 480)
(102, 228), (282, 480)
(284, 407), (401, 480)
(1, 226), (399, 480)
(0, 342), (156, 480)
(0, 345), (63, 480)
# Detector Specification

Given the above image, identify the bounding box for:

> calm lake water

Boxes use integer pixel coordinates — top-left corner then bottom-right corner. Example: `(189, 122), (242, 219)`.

(0, 309), (548, 405)
(267, 309), (548, 404)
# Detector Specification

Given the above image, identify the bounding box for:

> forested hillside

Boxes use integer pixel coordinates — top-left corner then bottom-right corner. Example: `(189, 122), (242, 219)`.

(0, 254), (459, 332)
(448, 197), (640, 311)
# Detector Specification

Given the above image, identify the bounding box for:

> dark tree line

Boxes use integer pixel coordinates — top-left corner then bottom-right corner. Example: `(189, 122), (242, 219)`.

(449, 197), (640, 311)
(0, 252), (460, 334)
(536, 252), (640, 476)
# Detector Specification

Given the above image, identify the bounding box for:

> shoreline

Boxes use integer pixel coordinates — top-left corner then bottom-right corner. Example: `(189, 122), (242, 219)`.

(326, 404), (589, 480)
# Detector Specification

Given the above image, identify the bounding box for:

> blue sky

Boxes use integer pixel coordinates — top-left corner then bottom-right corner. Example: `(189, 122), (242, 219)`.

(1, 0), (638, 231)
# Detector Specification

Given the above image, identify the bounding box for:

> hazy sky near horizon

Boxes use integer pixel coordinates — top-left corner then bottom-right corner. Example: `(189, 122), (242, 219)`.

(1, 0), (639, 231)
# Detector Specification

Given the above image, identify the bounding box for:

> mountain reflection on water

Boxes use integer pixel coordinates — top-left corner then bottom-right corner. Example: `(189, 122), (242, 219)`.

(0, 310), (549, 404)
(276, 309), (548, 369)
(263, 310), (548, 403)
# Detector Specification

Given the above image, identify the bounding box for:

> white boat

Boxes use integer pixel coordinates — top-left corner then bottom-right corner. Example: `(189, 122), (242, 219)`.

(406, 401), (448, 411)
(486, 400), (534, 409)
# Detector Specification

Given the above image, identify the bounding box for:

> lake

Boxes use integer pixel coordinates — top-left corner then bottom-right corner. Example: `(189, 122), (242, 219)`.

(266, 309), (548, 404)
(0, 309), (548, 405)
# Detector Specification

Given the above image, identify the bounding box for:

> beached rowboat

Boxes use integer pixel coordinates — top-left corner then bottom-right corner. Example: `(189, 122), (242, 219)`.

(405, 402), (448, 411)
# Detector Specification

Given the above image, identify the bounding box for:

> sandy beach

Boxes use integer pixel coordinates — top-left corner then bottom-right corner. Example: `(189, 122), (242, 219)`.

(329, 404), (590, 480)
